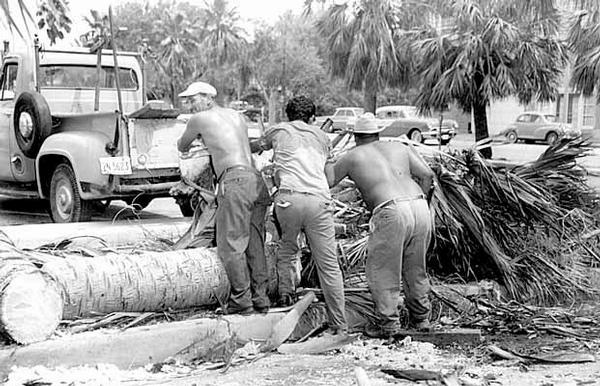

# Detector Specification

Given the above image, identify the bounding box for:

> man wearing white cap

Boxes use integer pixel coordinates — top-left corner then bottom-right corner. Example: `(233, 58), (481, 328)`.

(326, 112), (436, 338)
(178, 81), (271, 315)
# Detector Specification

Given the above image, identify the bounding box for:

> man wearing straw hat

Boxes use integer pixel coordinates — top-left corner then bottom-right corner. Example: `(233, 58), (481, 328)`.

(326, 112), (436, 338)
(177, 81), (271, 315)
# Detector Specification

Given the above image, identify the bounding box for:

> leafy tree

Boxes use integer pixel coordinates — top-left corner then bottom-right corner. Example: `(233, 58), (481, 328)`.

(1, 0), (71, 45)
(248, 13), (329, 123)
(113, 1), (203, 106)
(411, 0), (568, 157)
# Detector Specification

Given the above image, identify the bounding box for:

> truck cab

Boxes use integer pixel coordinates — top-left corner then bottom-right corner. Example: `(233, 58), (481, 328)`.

(0, 43), (194, 222)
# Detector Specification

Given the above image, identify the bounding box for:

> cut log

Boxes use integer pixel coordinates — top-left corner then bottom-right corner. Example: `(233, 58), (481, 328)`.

(41, 248), (230, 319)
(0, 219), (191, 250)
(0, 313), (286, 378)
(0, 259), (63, 344)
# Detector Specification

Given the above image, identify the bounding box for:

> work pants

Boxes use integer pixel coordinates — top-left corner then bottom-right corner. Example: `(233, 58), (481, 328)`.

(216, 167), (271, 311)
(274, 191), (347, 329)
(367, 198), (432, 330)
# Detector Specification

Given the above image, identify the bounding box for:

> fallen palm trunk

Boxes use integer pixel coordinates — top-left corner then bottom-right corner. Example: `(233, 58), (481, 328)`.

(0, 313), (286, 378)
(41, 248), (230, 319)
(0, 219), (191, 250)
(0, 259), (63, 344)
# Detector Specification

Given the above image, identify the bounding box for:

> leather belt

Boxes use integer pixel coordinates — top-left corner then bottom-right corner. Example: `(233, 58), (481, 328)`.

(217, 165), (255, 182)
(372, 194), (426, 212)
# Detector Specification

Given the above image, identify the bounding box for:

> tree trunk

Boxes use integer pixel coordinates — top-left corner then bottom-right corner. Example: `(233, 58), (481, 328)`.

(0, 259), (63, 344)
(473, 101), (492, 159)
(41, 248), (230, 319)
(363, 76), (377, 113)
(268, 90), (279, 124)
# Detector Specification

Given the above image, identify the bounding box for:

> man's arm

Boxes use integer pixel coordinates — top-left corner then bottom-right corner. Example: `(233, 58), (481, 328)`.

(406, 145), (435, 199)
(325, 154), (351, 188)
(177, 115), (203, 153)
(249, 127), (277, 153)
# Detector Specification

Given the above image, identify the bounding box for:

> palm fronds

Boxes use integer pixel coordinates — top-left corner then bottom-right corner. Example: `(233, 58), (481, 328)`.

(321, 139), (599, 306)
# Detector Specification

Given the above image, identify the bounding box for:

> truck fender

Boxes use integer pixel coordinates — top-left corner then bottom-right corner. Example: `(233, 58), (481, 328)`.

(36, 131), (113, 199)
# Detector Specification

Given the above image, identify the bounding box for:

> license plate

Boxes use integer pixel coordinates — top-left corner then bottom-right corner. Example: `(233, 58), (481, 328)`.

(99, 156), (132, 175)
(441, 134), (449, 140)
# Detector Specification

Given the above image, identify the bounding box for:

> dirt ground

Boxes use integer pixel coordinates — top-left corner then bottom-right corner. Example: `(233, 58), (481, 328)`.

(6, 332), (600, 386)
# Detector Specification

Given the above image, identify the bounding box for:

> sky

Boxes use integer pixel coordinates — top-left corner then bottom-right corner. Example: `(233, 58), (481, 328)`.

(2, 0), (309, 49)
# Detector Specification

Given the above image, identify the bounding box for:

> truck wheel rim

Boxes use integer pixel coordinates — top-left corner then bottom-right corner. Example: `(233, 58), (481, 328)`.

(411, 131), (422, 142)
(56, 179), (73, 219)
(18, 112), (34, 139)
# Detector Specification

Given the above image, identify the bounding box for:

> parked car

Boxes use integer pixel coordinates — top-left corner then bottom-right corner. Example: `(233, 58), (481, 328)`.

(315, 107), (364, 131)
(502, 112), (581, 145)
(375, 105), (458, 145)
(0, 42), (193, 222)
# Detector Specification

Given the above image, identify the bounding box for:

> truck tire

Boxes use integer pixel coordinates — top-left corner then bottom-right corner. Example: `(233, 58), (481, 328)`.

(49, 163), (93, 223)
(13, 92), (52, 158)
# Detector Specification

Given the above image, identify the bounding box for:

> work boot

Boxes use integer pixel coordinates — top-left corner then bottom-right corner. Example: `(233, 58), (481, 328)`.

(277, 293), (296, 308)
(363, 323), (399, 339)
(409, 319), (432, 332)
(223, 304), (254, 316)
(254, 304), (270, 314)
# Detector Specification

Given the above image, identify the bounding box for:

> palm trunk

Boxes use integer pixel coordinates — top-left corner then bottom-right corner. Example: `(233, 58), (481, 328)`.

(41, 248), (230, 319)
(0, 259), (63, 344)
(363, 75), (377, 113)
(473, 101), (492, 159)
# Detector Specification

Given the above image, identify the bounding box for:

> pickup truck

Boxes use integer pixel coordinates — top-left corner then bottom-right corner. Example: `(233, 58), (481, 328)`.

(0, 42), (196, 222)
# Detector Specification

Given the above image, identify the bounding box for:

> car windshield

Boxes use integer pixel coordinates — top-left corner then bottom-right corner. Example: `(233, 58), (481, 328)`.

(544, 115), (557, 122)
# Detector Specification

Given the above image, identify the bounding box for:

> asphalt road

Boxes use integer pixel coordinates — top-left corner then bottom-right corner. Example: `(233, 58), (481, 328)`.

(1, 134), (598, 226)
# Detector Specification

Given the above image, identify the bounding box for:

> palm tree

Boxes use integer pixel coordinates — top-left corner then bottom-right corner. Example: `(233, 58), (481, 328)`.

(311, 0), (429, 113)
(567, 1), (600, 101)
(412, 0), (568, 158)
(155, 6), (202, 107)
(80, 10), (112, 111)
(200, 0), (247, 103)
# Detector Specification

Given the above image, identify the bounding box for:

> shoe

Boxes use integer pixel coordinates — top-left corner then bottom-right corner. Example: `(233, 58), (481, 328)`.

(223, 305), (254, 316)
(254, 304), (270, 314)
(409, 319), (432, 332)
(277, 293), (296, 308)
(363, 323), (398, 339)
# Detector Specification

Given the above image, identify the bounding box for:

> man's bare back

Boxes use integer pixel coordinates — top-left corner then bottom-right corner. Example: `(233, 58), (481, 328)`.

(177, 106), (253, 178)
(330, 141), (433, 210)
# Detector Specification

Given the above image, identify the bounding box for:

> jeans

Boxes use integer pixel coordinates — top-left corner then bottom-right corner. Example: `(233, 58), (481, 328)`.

(274, 191), (347, 329)
(216, 167), (271, 311)
(367, 198), (432, 330)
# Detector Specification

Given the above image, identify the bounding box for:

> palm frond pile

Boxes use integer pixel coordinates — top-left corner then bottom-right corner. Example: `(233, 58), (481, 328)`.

(325, 139), (600, 306)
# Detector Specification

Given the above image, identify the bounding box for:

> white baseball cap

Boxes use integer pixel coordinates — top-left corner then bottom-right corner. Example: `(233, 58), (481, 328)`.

(178, 81), (217, 98)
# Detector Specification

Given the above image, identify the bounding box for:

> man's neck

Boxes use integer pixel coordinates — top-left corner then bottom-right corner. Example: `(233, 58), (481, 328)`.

(355, 134), (379, 146)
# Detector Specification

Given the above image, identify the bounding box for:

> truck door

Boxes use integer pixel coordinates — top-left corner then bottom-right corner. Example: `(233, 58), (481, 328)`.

(0, 61), (18, 180)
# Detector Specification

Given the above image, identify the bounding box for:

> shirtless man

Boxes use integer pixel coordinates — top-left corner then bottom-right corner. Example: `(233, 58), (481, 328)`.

(326, 112), (435, 338)
(177, 81), (271, 315)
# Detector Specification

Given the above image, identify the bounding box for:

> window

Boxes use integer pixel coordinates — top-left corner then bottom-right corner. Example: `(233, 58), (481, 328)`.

(567, 94), (579, 124)
(39, 65), (139, 90)
(583, 95), (596, 127)
(516, 114), (529, 123)
(0, 63), (18, 100)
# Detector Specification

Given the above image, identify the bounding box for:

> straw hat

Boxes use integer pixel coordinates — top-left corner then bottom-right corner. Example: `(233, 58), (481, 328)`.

(353, 112), (385, 134)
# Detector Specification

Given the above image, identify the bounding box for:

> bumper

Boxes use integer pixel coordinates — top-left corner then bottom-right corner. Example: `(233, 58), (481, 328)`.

(423, 129), (457, 141)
